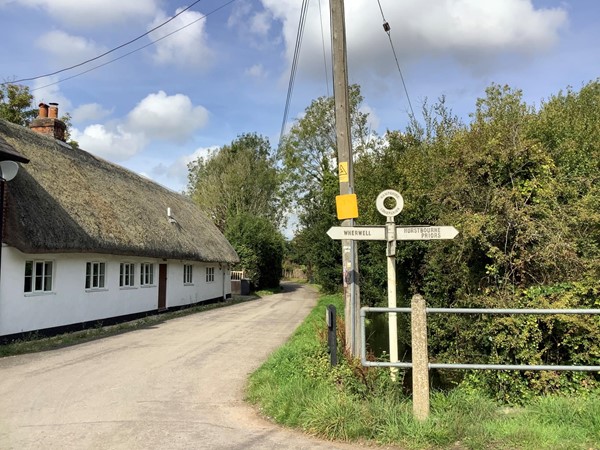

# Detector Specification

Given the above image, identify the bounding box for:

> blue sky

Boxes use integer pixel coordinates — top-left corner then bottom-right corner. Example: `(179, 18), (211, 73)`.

(0, 0), (598, 196)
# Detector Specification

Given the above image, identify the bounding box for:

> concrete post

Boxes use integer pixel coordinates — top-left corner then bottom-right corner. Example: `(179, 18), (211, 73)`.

(387, 218), (398, 381)
(411, 294), (430, 421)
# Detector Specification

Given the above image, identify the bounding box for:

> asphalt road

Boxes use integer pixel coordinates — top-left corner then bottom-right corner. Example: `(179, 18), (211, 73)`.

(0, 283), (365, 450)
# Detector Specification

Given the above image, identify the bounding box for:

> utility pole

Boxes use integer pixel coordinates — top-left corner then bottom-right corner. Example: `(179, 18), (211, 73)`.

(329, 0), (360, 356)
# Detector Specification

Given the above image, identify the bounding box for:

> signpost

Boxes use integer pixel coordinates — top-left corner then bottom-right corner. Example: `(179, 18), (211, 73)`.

(396, 226), (458, 240)
(327, 226), (386, 240)
(377, 190), (402, 381)
(327, 226), (458, 241)
(327, 190), (459, 379)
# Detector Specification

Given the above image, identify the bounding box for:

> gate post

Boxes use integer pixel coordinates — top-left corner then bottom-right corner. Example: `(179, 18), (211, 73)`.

(411, 294), (430, 421)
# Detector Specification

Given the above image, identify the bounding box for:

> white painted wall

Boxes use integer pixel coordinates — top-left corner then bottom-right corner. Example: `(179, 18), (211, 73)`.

(0, 246), (232, 336)
(167, 262), (230, 307)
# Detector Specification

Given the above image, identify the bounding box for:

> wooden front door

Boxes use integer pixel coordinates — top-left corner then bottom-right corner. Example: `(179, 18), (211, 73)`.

(158, 263), (167, 310)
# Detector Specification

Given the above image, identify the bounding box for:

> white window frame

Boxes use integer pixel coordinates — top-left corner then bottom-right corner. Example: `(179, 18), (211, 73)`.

(206, 266), (215, 283)
(183, 264), (193, 285)
(24, 260), (54, 293)
(140, 263), (154, 286)
(86, 261), (106, 290)
(120, 263), (135, 288)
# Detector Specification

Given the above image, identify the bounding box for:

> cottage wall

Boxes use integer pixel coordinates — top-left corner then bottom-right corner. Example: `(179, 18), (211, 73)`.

(0, 247), (231, 336)
(167, 262), (230, 307)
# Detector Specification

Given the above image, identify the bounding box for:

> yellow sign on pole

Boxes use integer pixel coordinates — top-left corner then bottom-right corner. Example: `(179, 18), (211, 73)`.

(338, 162), (349, 183)
(336, 194), (359, 219)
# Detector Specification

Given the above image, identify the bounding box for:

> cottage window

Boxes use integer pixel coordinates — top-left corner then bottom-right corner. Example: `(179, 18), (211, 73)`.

(24, 260), (53, 293)
(206, 267), (215, 283)
(183, 264), (193, 284)
(86, 262), (106, 289)
(140, 263), (154, 286)
(120, 263), (135, 287)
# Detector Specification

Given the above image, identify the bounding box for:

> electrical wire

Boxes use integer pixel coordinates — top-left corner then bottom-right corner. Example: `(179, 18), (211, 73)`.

(376, 0), (416, 120)
(28, 0), (239, 93)
(318, 0), (330, 98)
(278, 0), (310, 148)
(3, 0), (206, 85)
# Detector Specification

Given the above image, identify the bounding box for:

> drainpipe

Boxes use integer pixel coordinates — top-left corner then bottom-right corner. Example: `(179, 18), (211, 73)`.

(0, 180), (4, 291)
(222, 263), (226, 300)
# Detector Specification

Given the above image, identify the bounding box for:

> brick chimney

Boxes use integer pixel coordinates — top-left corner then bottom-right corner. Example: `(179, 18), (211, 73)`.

(29, 102), (66, 142)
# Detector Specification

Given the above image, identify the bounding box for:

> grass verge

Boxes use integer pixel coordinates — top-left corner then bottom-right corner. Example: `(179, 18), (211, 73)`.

(246, 292), (600, 449)
(255, 285), (285, 296)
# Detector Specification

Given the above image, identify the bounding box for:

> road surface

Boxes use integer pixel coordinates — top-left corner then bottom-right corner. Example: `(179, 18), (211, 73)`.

(0, 283), (366, 449)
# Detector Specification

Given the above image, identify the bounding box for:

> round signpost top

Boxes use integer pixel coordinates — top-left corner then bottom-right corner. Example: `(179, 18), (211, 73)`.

(376, 189), (404, 218)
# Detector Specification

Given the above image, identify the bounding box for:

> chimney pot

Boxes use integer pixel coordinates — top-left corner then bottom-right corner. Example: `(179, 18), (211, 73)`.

(38, 103), (49, 118)
(29, 102), (66, 142)
(48, 103), (59, 119)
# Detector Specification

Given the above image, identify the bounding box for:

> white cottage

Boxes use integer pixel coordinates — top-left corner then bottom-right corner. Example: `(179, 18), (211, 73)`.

(0, 105), (239, 339)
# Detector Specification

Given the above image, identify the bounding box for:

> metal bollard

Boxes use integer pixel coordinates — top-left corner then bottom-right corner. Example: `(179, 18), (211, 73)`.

(326, 304), (338, 366)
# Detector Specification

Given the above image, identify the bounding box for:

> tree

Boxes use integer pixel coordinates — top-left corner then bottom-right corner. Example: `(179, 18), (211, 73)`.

(187, 133), (285, 288)
(60, 112), (80, 149)
(225, 213), (285, 289)
(279, 85), (379, 291)
(1, 82), (79, 148)
(278, 84), (374, 202)
(290, 171), (341, 293)
(367, 83), (600, 400)
(0, 83), (37, 126)
(187, 133), (282, 231)
(531, 81), (600, 279)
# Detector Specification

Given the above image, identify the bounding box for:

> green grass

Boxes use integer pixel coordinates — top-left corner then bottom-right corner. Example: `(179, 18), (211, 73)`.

(0, 295), (257, 358)
(254, 285), (285, 296)
(246, 292), (600, 449)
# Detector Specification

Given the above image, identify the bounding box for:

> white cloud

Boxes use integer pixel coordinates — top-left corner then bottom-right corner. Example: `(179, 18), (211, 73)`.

(15, 0), (160, 27)
(32, 77), (71, 113)
(148, 8), (214, 69)
(151, 146), (218, 190)
(185, 146), (217, 165)
(68, 91), (210, 163)
(71, 124), (147, 162)
(227, 1), (280, 49)
(71, 103), (113, 124)
(245, 64), (267, 78)
(250, 11), (272, 36)
(36, 30), (107, 67)
(359, 104), (380, 132)
(126, 91), (209, 142)
(227, 0), (252, 27)
(261, 0), (568, 76)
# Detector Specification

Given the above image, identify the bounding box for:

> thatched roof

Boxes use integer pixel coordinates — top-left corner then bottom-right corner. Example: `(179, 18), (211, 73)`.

(0, 119), (238, 263)
(0, 135), (29, 163)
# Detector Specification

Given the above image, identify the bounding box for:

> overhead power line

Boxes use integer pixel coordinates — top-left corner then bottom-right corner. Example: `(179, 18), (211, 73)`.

(317, 0), (330, 98)
(3, 0), (207, 85)
(376, 0), (416, 120)
(22, 0), (238, 92)
(278, 0), (310, 148)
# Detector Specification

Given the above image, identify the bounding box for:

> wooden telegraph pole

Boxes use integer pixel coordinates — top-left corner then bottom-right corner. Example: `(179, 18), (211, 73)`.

(329, 0), (360, 356)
